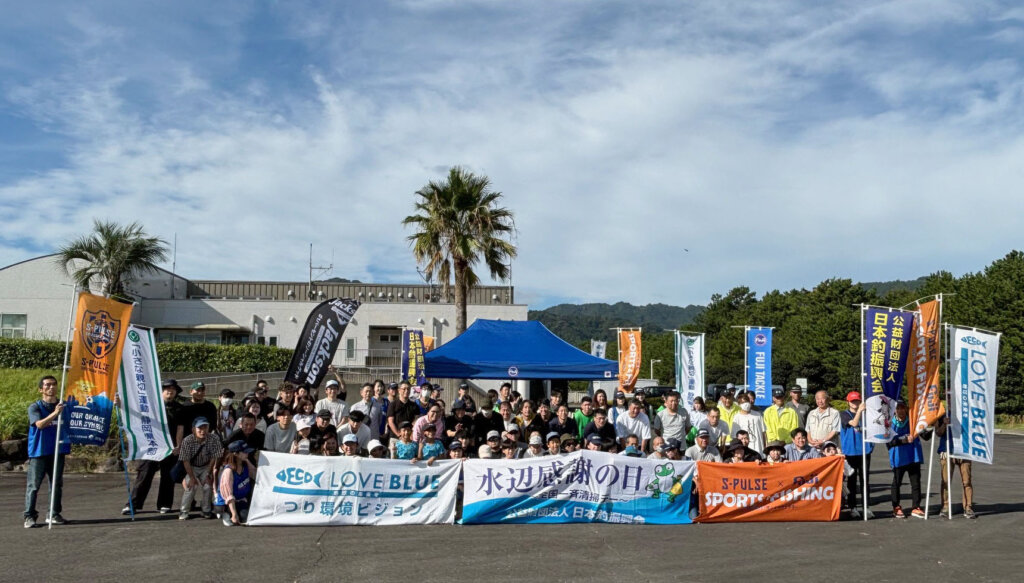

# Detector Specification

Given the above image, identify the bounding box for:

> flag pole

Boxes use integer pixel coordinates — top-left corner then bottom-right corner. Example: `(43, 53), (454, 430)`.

(116, 406), (136, 520)
(945, 323), (953, 520)
(48, 286), (78, 530)
(859, 305), (869, 521)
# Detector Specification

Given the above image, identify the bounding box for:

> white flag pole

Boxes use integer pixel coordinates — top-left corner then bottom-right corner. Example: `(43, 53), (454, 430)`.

(48, 286), (78, 530)
(945, 323), (954, 520)
(859, 305), (869, 521)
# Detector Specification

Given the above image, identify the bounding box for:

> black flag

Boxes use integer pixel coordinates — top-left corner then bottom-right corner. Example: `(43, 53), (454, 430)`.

(284, 298), (360, 389)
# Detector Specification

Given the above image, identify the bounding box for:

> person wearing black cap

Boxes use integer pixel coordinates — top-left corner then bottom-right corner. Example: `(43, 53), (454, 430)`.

(178, 417), (224, 520)
(446, 400), (474, 446)
(215, 440), (256, 526)
(308, 409), (336, 445)
(456, 382), (477, 414)
(584, 433), (605, 451)
(121, 378), (185, 515)
(181, 382), (218, 439)
(785, 386), (810, 428)
(684, 429), (722, 462)
(337, 409), (371, 449)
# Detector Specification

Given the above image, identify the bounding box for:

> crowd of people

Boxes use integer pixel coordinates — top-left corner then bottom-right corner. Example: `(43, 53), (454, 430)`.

(22, 374), (976, 528)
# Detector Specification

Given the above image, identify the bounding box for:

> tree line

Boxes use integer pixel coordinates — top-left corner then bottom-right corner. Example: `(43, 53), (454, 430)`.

(588, 251), (1024, 414)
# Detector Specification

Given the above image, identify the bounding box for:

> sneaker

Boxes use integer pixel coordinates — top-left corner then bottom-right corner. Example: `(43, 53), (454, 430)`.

(46, 514), (67, 525)
(911, 507), (925, 519)
(850, 508), (862, 520)
(201, 512), (216, 520)
(893, 506), (906, 519)
(964, 508), (977, 519)
(158, 507), (171, 515)
(121, 505), (131, 516)
(939, 506), (949, 516)
(178, 512), (190, 521)
(865, 509), (875, 519)
(24, 517), (36, 529)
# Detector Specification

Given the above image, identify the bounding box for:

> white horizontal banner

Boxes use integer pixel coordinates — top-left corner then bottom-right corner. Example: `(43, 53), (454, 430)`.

(248, 452), (460, 526)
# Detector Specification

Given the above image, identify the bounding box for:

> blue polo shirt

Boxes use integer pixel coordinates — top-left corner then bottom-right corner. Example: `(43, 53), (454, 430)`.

(839, 410), (874, 456)
(27, 400), (71, 458)
(888, 416), (923, 468)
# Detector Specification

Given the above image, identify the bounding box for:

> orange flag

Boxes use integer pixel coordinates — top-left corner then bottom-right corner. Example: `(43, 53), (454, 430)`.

(908, 299), (944, 437)
(696, 457), (844, 522)
(617, 330), (642, 392)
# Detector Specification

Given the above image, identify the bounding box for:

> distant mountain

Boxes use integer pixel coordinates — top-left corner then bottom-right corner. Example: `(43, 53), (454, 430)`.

(857, 276), (927, 296)
(529, 302), (705, 347)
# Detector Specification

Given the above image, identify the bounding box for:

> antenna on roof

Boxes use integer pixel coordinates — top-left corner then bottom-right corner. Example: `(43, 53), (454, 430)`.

(308, 243), (333, 299)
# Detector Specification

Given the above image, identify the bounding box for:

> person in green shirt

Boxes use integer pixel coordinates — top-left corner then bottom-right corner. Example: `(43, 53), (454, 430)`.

(573, 396), (595, 440)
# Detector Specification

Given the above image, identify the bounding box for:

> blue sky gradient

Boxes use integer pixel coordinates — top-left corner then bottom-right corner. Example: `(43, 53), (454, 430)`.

(2, 1), (1023, 308)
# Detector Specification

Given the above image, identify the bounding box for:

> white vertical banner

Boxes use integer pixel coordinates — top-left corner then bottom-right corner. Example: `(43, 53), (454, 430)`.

(675, 332), (704, 407)
(950, 327), (1000, 464)
(591, 340), (607, 359)
(116, 325), (174, 461)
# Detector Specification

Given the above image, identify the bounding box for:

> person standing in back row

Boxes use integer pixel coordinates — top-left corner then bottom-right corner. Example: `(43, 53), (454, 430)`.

(122, 378), (184, 516)
(888, 400), (925, 519)
(785, 386), (810, 429)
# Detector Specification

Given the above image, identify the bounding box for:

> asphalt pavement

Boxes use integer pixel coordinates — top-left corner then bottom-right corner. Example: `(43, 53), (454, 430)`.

(2, 434), (1023, 583)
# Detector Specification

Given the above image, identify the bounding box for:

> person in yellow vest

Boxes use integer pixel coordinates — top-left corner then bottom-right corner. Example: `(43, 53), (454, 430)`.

(764, 387), (800, 443)
(716, 385), (741, 427)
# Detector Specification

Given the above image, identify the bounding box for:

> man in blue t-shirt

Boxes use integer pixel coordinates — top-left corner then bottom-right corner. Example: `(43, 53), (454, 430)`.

(24, 375), (72, 528)
(839, 391), (874, 519)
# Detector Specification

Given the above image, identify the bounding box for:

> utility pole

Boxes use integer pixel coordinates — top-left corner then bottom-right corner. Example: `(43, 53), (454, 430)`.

(308, 243), (333, 299)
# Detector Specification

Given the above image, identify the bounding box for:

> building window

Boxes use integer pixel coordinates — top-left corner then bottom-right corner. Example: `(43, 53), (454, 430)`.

(378, 334), (399, 343)
(256, 336), (278, 347)
(345, 338), (355, 359)
(0, 313), (27, 338)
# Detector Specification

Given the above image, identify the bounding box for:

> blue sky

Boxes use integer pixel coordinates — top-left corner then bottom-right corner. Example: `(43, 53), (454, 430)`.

(2, 1), (1023, 309)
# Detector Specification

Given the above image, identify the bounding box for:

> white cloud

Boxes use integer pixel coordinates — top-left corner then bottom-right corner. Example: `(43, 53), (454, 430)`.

(1, 1), (1023, 309)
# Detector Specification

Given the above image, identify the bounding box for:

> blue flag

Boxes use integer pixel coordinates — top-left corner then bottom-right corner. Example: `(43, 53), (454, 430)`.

(745, 328), (772, 407)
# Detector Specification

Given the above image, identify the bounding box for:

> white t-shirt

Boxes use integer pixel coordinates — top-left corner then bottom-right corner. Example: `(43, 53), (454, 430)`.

(614, 412), (652, 442)
(315, 398), (350, 427)
(730, 412), (767, 457)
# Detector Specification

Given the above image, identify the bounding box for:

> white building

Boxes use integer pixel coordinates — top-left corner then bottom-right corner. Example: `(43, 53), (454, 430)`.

(0, 255), (526, 375)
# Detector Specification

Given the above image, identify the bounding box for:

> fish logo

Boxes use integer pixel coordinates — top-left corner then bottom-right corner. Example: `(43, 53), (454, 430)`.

(81, 310), (122, 359)
(962, 336), (987, 347)
(276, 467), (324, 487)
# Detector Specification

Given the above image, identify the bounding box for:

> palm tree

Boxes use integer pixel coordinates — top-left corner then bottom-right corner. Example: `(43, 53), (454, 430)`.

(403, 167), (517, 335)
(56, 219), (169, 299)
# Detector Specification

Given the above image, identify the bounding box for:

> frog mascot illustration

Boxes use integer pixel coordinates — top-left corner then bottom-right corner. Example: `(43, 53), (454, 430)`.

(646, 463), (685, 503)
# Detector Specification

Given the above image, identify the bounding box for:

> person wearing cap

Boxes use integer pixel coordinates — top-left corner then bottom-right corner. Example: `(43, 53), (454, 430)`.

(584, 433), (605, 451)
(608, 390), (629, 427)
(479, 430), (501, 458)
(716, 385), (741, 427)
(573, 397), (595, 441)
(784, 428), (821, 461)
(350, 383), (382, 440)
(472, 399), (503, 446)
(366, 439), (388, 459)
(456, 383), (477, 414)
(522, 433), (546, 458)
(447, 439), (466, 460)
(121, 378), (185, 516)
(182, 381), (218, 439)
(615, 398), (652, 452)
(764, 440), (787, 464)
(560, 433), (579, 453)
(660, 438), (683, 461)
(308, 409), (336, 444)
(724, 439), (757, 463)
(415, 424), (446, 464)
(178, 416), (223, 520)
(839, 390), (874, 519)
(446, 400), (475, 444)
(387, 382), (421, 441)
(806, 389), (841, 450)
(764, 387), (800, 444)
(223, 413), (265, 465)
(215, 388), (237, 438)
(583, 409), (619, 451)
(315, 378), (350, 428)
(785, 386), (810, 428)
(338, 409), (372, 450)
(545, 432), (562, 456)
(390, 421), (418, 459)
(215, 440), (256, 526)
(653, 391), (692, 447)
(263, 405), (297, 453)
(698, 406), (730, 449)
(340, 433), (362, 457)
(549, 403), (578, 440)
(290, 417), (314, 455)
(887, 400), (925, 519)
(729, 392), (767, 457)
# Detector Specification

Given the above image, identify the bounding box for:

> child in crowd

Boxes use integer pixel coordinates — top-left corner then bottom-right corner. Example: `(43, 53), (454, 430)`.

(391, 421), (417, 460)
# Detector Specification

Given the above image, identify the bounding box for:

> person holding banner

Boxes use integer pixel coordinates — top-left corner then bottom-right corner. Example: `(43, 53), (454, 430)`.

(785, 428), (821, 461)
(215, 441), (256, 526)
(24, 375), (71, 528)
(122, 379), (185, 515)
(839, 391), (873, 519)
(934, 413), (976, 519)
(887, 400), (925, 519)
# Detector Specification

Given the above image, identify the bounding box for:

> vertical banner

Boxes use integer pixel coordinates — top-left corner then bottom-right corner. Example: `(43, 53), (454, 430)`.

(675, 332), (704, 408)
(65, 292), (134, 446)
(116, 325), (174, 461)
(617, 330), (642, 392)
(696, 457), (844, 522)
(248, 452), (460, 525)
(591, 340), (607, 359)
(950, 327), (999, 464)
(862, 307), (915, 442)
(424, 336), (435, 352)
(908, 300), (943, 438)
(285, 298), (360, 388)
(401, 329), (427, 386)
(462, 450), (695, 525)
(745, 327), (772, 407)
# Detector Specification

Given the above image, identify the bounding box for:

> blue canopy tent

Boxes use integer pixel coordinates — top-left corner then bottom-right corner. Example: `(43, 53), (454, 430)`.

(424, 319), (618, 380)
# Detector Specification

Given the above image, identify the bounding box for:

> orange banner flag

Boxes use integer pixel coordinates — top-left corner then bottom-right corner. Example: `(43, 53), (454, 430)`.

(908, 299), (944, 438)
(424, 336), (435, 352)
(617, 330), (641, 392)
(696, 456), (844, 522)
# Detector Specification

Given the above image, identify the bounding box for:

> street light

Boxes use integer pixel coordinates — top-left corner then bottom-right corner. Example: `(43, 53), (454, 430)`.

(650, 359), (662, 381)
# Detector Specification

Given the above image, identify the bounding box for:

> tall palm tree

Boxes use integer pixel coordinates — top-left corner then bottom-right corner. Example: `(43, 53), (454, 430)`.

(56, 219), (169, 299)
(403, 167), (517, 335)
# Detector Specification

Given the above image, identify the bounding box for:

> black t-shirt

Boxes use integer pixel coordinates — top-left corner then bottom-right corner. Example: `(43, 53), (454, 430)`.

(471, 412), (503, 444)
(583, 420), (617, 444)
(387, 400), (421, 435)
(445, 414), (474, 439)
(164, 399), (183, 445)
(181, 400), (218, 437)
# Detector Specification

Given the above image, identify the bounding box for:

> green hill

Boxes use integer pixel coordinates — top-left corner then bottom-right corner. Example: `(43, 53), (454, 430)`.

(529, 302), (704, 346)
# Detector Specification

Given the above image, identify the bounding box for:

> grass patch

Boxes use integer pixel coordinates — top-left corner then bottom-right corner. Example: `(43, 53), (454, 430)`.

(0, 368), (57, 441)
(996, 414), (1024, 431)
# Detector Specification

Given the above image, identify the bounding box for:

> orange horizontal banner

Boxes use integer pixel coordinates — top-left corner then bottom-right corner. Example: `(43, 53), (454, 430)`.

(696, 456), (844, 522)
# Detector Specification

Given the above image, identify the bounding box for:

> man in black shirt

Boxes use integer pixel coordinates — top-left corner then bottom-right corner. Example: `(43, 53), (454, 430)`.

(583, 409), (618, 449)
(181, 382), (218, 440)
(445, 400), (474, 446)
(386, 382), (421, 439)
(254, 382), (276, 426)
(223, 413), (265, 464)
(471, 399), (503, 446)
(122, 379), (184, 515)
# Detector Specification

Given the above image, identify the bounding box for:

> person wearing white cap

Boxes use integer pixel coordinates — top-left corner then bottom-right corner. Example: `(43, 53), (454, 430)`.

(522, 433), (546, 458)
(367, 439), (388, 459)
(290, 417), (313, 455)
(340, 433), (362, 457)
(315, 378), (350, 427)
(479, 430), (501, 458)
